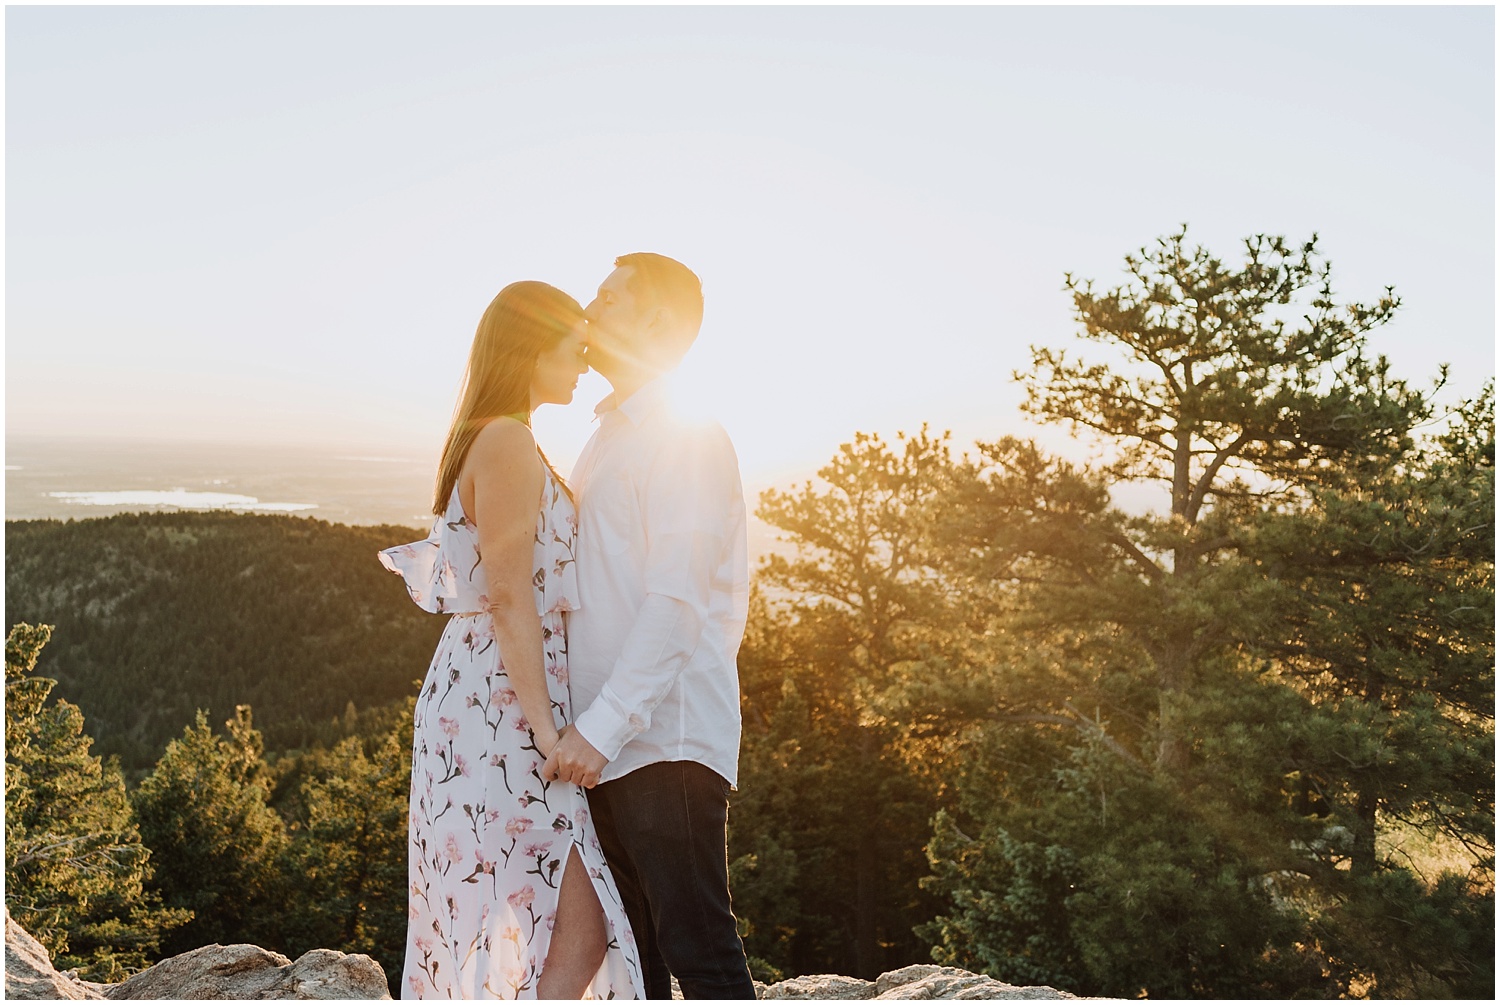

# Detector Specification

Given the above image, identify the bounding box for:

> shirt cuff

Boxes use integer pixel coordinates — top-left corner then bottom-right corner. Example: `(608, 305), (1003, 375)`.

(573, 692), (648, 763)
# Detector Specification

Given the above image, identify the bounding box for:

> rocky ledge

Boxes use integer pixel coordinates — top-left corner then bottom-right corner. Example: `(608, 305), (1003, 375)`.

(752, 966), (1079, 1000)
(5, 910), (390, 1000)
(9, 909), (1082, 1000)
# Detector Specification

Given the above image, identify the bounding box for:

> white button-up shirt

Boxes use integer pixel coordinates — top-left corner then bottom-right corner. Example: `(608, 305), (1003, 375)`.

(567, 376), (749, 786)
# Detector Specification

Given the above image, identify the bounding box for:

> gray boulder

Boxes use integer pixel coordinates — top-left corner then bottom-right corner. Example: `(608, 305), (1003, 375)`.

(3, 909), (390, 1001)
(106, 943), (390, 1000)
(759, 964), (1083, 1000)
(873, 964), (1079, 999)
(5, 910), (105, 1000)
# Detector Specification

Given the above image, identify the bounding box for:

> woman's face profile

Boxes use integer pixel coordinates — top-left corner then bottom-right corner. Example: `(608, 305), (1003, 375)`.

(531, 321), (589, 407)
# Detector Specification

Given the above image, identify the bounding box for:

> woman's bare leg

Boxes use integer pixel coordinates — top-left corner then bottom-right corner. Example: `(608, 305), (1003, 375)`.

(536, 846), (609, 999)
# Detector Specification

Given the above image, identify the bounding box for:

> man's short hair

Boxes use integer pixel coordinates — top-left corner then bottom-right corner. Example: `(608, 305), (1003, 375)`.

(615, 252), (705, 339)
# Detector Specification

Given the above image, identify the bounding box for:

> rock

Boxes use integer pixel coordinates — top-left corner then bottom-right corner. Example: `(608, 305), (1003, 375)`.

(760, 964), (1083, 1000)
(7, 909), (1084, 1002)
(872, 964), (1076, 1000)
(3, 910), (389, 1001)
(761, 973), (876, 999)
(106, 943), (391, 1000)
(278, 948), (393, 1000)
(5, 910), (105, 1000)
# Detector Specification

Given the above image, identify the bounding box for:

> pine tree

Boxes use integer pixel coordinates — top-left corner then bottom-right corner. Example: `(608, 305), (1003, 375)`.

(5, 623), (188, 980)
(1248, 383), (1495, 996)
(132, 705), (288, 955)
(918, 230), (1493, 996)
(278, 718), (412, 995)
(737, 429), (960, 978)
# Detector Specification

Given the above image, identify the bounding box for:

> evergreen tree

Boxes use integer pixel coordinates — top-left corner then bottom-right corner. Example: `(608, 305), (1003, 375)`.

(970, 226), (1424, 775)
(132, 705), (288, 956)
(735, 429), (960, 978)
(918, 229), (1493, 996)
(1249, 382), (1494, 876)
(1250, 383), (1496, 997)
(5, 623), (187, 980)
(277, 716), (412, 996)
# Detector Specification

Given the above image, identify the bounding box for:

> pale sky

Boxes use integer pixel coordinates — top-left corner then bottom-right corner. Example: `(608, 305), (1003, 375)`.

(5, 5), (1494, 483)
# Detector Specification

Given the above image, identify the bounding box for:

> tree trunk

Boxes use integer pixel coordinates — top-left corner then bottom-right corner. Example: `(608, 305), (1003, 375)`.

(1351, 681), (1384, 876)
(1351, 784), (1379, 877)
(1156, 647), (1189, 775)
(855, 727), (879, 978)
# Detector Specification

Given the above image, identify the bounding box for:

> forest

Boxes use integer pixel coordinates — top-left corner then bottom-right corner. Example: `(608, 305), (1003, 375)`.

(4, 512), (445, 772)
(5, 230), (1493, 999)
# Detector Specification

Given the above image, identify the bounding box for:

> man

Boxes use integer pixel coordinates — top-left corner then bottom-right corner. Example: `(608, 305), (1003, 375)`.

(542, 253), (755, 999)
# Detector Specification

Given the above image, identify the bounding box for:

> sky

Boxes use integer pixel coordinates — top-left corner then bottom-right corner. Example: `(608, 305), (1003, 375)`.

(5, 5), (1494, 485)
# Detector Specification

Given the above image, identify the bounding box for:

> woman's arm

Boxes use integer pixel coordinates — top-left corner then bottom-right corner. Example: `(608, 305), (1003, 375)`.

(462, 418), (558, 755)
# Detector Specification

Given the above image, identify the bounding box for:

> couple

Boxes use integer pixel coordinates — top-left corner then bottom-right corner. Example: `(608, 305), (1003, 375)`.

(379, 253), (753, 1000)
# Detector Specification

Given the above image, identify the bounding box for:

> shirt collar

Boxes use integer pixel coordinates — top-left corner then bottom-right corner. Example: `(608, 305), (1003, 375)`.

(594, 374), (671, 428)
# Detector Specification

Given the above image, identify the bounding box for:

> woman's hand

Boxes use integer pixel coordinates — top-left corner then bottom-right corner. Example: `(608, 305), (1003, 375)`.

(534, 725), (562, 759)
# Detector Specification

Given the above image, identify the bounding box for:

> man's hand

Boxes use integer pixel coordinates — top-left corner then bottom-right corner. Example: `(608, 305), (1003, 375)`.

(541, 724), (608, 789)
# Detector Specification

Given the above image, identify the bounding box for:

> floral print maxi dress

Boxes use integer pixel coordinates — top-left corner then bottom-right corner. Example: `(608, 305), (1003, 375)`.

(379, 468), (642, 1000)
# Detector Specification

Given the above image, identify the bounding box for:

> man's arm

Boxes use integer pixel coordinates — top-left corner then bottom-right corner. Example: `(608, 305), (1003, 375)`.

(543, 420), (741, 787)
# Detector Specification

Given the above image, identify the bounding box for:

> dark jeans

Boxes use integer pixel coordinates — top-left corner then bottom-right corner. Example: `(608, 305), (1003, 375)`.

(588, 761), (755, 1000)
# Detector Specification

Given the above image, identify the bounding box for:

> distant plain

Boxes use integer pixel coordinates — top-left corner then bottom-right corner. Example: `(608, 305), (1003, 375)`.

(6, 437), (439, 529)
(4, 436), (788, 560)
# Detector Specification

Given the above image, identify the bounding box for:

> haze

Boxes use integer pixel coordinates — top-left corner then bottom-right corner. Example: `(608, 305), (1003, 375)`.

(5, 6), (1493, 482)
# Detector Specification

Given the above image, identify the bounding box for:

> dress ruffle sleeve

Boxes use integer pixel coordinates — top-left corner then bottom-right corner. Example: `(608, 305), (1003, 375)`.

(379, 470), (578, 618)
(378, 492), (489, 615)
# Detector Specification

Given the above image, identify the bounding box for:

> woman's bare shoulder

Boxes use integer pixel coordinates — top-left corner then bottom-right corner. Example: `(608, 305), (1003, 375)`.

(464, 417), (541, 487)
(466, 415), (534, 459)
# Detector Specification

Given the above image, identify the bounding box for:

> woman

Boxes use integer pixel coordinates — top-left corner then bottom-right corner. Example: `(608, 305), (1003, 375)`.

(380, 282), (642, 1000)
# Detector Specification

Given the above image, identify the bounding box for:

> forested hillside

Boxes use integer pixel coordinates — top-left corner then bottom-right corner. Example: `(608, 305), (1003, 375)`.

(4, 513), (444, 770)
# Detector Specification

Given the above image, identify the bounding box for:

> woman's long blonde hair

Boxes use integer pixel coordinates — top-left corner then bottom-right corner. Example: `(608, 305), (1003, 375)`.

(433, 281), (583, 514)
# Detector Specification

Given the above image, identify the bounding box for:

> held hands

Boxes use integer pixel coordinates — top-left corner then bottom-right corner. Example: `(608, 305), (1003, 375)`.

(541, 724), (608, 789)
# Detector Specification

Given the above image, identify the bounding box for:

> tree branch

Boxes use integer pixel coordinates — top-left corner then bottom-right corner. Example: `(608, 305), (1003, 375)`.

(1187, 432), (1252, 523)
(989, 704), (1147, 771)
(1106, 531), (1166, 582)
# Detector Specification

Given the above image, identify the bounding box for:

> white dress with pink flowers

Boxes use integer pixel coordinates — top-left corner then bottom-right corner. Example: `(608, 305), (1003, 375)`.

(380, 468), (642, 1000)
